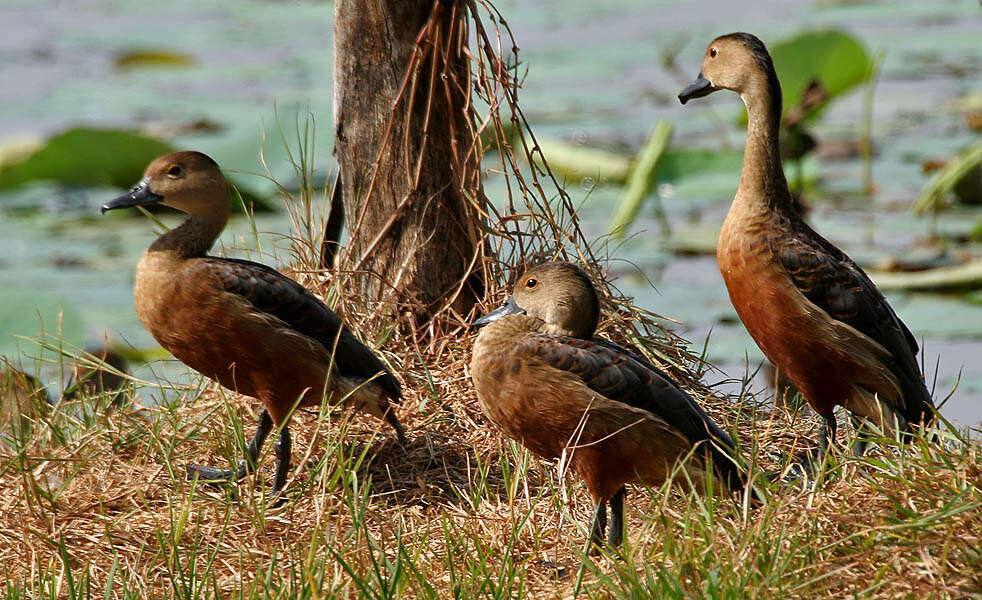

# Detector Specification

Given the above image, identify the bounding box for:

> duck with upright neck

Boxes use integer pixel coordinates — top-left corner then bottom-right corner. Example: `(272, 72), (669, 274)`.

(470, 262), (756, 553)
(678, 33), (935, 463)
(102, 151), (405, 501)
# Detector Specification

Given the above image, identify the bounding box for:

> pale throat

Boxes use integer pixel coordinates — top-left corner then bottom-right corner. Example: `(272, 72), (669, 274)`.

(736, 77), (791, 211)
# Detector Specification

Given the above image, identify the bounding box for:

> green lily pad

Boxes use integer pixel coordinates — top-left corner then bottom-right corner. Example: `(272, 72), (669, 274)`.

(0, 128), (174, 192)
(0, 128), (281, 212)
(747, 30), (873, 123)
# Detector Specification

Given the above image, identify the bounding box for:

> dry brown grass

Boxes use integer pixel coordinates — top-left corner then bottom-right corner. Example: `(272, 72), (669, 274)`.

(1, 348), (979, 598)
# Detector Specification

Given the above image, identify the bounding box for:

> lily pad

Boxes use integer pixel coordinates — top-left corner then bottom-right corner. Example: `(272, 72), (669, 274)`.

(0, 128), (281, 212)
(0, 128), (174, 192)
(114, 49), (196, 70)
(750, 30), (873, 123)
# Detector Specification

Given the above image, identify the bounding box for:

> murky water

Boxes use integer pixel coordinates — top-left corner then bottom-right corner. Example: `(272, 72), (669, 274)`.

(1, 0), (980, 427)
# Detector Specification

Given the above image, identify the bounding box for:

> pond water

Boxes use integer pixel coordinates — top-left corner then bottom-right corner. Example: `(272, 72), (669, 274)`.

(1, 0), (980, 428)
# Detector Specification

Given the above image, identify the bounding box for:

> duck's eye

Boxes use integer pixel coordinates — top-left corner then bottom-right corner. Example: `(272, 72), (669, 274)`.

(710, 47), (718, 58)
(525, 278), (538, 290)
(167, 165), (183, 177)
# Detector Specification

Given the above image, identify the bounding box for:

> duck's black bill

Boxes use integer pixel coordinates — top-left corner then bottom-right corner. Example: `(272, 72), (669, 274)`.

(101, 178), (163, 213)
(678, 73), (715, 105)
(473, 296), (525, 328)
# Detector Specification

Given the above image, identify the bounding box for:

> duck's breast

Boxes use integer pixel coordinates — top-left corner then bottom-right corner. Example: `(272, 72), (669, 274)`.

(471, 324), (698, 501)
(470, 326), (561, 458)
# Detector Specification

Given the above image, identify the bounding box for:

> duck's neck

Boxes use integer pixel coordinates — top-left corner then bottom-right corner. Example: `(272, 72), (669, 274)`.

(148, 213), (226, 258)
(736, 77), (792, 214)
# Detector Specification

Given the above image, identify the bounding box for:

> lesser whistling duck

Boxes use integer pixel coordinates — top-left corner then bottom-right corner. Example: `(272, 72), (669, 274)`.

(470, 262), (755, 552)
(102, 151), (405, 500)
(678, 33), (935, 461)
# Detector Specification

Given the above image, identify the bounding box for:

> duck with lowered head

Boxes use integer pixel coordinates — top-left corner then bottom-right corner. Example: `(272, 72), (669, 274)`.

(470, 262), (757, 552)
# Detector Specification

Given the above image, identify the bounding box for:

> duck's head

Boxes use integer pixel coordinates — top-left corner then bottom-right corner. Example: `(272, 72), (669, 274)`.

(102, 151), (229, 219)
(473, 262), (600, 337)
(678, 32), (780, 108)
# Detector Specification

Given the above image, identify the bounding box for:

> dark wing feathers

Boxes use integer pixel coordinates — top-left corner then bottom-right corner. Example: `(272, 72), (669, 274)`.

(589, 338), (691, 397)
(198, 257), (401, 401)
(776, 216), (932, 422)
(518, 333), (747, 493)
(778, 226), (918, 352)
(523, 336), (650, 403)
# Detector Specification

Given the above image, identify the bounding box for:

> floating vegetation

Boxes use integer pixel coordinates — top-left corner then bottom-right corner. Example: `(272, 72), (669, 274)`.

(114, 49), (196, 70)
(610, 120), (673, 237)
(528, 136), (632, 183)
(914, 143), (982, 214)
(0, 128), (174, 192)
(869, 260), (982, 293)
(762, 29), (873, 123)
(0, 127), (281, 213)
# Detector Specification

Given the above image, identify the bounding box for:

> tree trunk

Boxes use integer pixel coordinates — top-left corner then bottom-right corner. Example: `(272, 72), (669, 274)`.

(333, 0), (485, 327)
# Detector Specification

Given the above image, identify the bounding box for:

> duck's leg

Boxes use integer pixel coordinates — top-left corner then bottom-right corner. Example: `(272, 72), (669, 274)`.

(186, 408), (273, 482)
(607, 487), (626, 548)
(851, 416), (869, 457)
(385, 409), (408, 446)
(789, 413), (838, 482)
(819, 413), (837, 460)
(238, 409), (274, 477)
(270, 425), (292, 500)
(586, 501), (607, 554)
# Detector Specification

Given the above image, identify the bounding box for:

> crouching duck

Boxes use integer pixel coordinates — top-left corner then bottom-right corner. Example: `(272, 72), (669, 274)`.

(102, 151), (405, 501)
(678, 33), (935, 463)
(470, 262), (756, 552)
